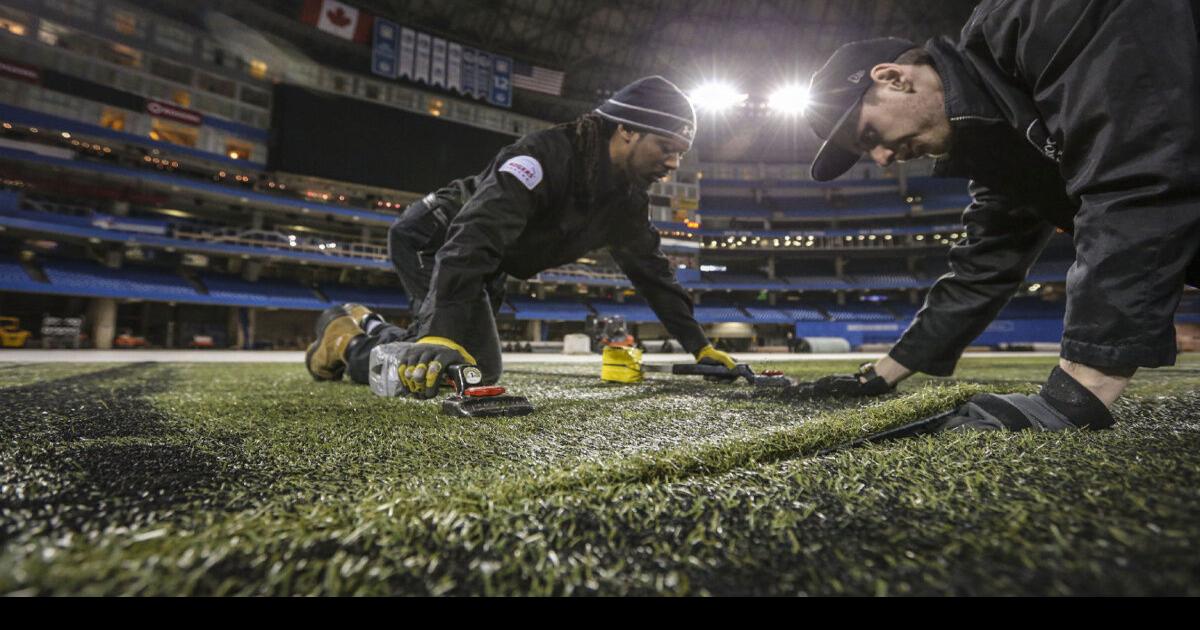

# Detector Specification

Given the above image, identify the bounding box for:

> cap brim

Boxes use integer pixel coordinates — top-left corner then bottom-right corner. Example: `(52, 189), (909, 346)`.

(809, 99), (865, 182)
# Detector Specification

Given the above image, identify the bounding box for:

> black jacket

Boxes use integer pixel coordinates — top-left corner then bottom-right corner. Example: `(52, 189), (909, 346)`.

(890, 0), (1200, 374)
(421, 124), (710, 353)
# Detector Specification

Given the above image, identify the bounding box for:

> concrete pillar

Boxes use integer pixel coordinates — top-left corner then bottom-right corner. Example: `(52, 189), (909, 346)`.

(251, 210), (265, 230)
(766, 255), (776, 280)
(835, 256), (846, 278)
(227, 307), (252, 349)
(361, 226), (371, 244)
(228, 307), (239, 349)
(227, 308), (257, 349)
(104, 249), (123, 269)
(244, 308), (256, 349)
(89, 298), (117, 349)
(529, 319), (542, 342)
(837, 291), (847, 306)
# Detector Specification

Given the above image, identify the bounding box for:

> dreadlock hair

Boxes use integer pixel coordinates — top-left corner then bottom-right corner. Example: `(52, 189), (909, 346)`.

(555, 112), (629, 206)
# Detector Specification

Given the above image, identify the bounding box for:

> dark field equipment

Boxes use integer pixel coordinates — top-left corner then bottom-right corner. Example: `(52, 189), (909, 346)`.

(40, 316), (82, 349)
(440, 364), (535, 418)
(649, 362), (795, 387)
(820, 409), (961, 456)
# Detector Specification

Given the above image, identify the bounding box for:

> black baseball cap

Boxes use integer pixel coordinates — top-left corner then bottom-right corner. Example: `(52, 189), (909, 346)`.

(806, 37), (917, 181)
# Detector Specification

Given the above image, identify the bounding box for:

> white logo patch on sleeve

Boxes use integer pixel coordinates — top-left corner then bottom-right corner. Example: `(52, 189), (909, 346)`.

(499, 155), (544, 190)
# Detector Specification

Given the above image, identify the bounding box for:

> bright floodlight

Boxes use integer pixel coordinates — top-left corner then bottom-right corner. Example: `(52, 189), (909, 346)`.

(690, 82), (747, 112)
(768, 85), (809, 114)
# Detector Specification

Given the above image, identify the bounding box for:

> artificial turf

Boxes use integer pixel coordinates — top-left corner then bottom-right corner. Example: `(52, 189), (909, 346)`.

(1, 356), (1198, 595)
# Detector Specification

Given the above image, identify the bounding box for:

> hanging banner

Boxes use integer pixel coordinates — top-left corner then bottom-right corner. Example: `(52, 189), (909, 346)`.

(414, 32), (431, 83)
(397, 27), (415, 79)
(460, 46), (476, 98)
(364, 24), (515, 108)
(430, 37), (447, 87)
(446, 42), (463, 93)
(371, 19), (398, 78)
(474, 51), (491, 101)
(489, 55), (512, 108)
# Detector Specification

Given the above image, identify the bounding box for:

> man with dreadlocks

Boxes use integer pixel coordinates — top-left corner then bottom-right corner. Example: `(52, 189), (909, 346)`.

(305, 76), (738, 398)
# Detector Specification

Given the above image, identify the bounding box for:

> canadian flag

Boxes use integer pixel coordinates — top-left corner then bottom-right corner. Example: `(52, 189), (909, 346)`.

(300, 0), (374, 43)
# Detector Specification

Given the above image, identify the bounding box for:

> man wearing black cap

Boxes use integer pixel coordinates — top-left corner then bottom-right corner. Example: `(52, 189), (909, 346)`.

(801, 1), (1200, 431)
(306, 76), (738, 397)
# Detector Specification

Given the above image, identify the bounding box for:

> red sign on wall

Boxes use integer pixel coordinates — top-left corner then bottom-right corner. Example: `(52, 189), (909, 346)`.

(0, 58), (40, 84)
(145, 99), (203, 126)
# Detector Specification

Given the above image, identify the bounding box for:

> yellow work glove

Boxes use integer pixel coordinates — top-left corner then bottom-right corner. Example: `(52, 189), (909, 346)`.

(695, 344), (737, 370)
(397, 336), (477, 399)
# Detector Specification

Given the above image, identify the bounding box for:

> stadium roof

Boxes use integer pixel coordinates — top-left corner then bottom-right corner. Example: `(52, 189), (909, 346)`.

(353, 0), (977, 114)
(155, 0), (978, 161)
(343, 0), (978, 162)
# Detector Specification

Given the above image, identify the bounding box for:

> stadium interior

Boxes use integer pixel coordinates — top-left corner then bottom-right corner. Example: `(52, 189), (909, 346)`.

(0, 0), (1196, 355)
(5, 0), (1200, 599)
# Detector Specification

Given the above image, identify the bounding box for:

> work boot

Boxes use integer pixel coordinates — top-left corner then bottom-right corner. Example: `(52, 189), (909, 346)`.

(306, 307), (367, 381)
(314, 303), (377, 337)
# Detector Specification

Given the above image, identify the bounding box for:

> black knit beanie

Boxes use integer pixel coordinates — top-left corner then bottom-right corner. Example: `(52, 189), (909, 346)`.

(594, 76), (697, 147)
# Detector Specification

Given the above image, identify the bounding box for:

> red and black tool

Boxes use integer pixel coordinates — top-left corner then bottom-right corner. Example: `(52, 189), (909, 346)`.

(439, 364), (535, 418)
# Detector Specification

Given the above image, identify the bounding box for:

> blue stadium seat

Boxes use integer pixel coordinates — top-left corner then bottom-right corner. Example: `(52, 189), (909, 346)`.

(823, 303), (897, 322)
(783, 275), (854, 290)
(693, 305), (753, 323)
(43, 259), (200, 302)
(201, 273), (328, 310)
(701, 273), (788, 290)
(508, 299), (592, 321)
(744, 307), (795, 323)
(849, 273), (926, 289)
(321, 284), (410, 310)
(781, 307), (829, 322)
(589, 301), (659, 323)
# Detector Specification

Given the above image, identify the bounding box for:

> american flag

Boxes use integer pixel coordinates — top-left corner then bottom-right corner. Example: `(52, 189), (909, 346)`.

(512, 60), (565, 96)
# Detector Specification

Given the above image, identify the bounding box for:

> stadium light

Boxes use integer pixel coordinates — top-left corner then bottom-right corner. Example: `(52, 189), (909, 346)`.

(690, 82), (748, 112)
(767, 85), (809, 114)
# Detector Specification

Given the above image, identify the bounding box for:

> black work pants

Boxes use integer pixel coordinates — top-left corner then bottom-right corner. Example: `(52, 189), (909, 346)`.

(346, 197), (505, 385)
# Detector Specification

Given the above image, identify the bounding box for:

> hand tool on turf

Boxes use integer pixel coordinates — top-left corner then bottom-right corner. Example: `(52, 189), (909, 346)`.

(369, 342), (534, 417)
(439, 364), (535, 417)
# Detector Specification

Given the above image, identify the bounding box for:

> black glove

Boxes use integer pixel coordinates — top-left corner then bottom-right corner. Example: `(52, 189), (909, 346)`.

(937, 366), (1115, 432)
(397, 336), (476, 400)
(810, 363), (895, 397)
